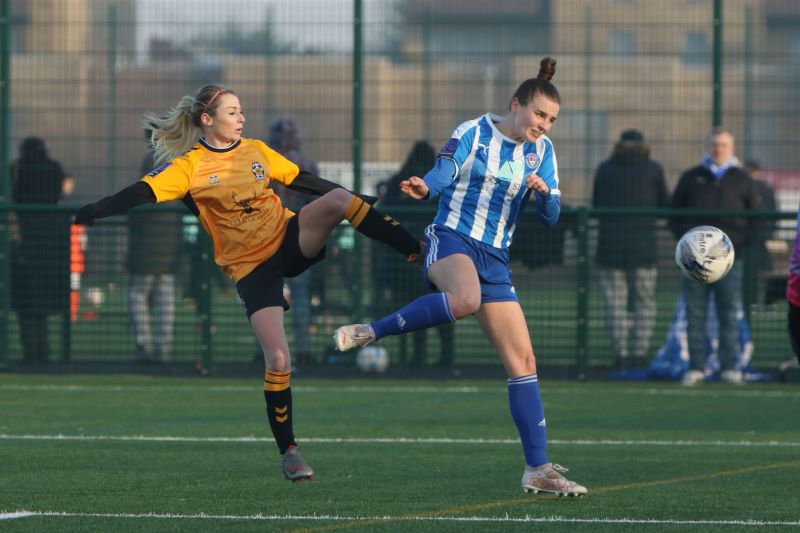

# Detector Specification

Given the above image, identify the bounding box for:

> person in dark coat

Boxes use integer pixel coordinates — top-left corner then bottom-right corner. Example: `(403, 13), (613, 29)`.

(374, 140), (455, 366)
(127, 130), (184, 362)
(11, 137), (72, 362)
(670, 127), (762, 385)
(592, 129), (668, 370)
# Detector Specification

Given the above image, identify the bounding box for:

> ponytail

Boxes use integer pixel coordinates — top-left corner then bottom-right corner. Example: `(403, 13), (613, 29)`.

(144, 83), (235, 166)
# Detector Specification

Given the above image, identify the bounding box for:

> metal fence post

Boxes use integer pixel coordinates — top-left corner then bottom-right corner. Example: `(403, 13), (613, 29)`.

(0, 0), (11, 366)
(351, 0), (364, 323)
(743, 6), (753, 162)
(107, 3), (118, 194)
(575, 206), (590, 380)
(712, 0), (723, 127)
(584, 6), (593, 183)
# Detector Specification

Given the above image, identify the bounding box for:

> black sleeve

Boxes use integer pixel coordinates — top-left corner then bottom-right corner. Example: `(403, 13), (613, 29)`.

(286, 170), (377, 205)
(74, 181), (156, 226)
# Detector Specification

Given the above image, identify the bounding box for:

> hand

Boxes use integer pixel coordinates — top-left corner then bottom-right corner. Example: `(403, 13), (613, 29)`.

(399, 176), (429, 200)
(526, 173), (550, 196)
(74, 203), (98, 226)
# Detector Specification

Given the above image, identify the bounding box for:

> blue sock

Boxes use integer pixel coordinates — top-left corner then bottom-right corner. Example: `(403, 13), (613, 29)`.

(507, 374), (549, 468)
(371, 293), (455, 339)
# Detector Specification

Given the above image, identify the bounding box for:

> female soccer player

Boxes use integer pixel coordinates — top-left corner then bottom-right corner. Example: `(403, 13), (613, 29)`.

(334, 58), (588, 496)
(74, 84), (421, 482)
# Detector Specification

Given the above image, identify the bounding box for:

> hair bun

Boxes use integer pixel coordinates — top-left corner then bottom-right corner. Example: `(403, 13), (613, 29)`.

(537, 57), (557, 82)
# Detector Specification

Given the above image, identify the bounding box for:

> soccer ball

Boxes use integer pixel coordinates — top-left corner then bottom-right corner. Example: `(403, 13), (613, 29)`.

(675, 225), (735, 284)
(356, 346), (390, 374)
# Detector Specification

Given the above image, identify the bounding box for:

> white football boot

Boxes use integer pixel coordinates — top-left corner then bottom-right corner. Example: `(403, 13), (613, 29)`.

(521, 463), (588, 497)
(333, 323), (376, 351)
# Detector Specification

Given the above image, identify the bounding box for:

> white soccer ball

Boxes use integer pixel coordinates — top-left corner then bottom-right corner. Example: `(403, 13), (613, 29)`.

(356, 346), (390, 374)
(675, 225), (735, 284)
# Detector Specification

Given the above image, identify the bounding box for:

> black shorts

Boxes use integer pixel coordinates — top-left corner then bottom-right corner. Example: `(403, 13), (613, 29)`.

(236, 214), (326, 318)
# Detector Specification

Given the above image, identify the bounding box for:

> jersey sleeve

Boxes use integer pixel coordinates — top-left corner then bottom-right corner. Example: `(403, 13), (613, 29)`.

(534, 140), (561, 227)
(535, 140), (560, 198)
(424, 122), (477, 198)
(141, 156), (193, 203)
(256, 140), (300, 185)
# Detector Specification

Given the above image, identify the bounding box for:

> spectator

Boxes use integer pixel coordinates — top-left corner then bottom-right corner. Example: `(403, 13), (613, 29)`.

(375, 140), (455, 366)
(11, 137), (72, 363)
(670, 127), (762, 385)
(592, 129), (668, 370)
(267, 117), (319, 366)
(127, 131), (183, 363)
(742, 159), (777, 308)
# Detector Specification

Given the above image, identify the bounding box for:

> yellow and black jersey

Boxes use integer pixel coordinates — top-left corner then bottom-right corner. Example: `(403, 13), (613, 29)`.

(142, 137), (299, 282)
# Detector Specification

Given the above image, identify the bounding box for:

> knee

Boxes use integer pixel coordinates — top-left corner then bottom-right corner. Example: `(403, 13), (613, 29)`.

(324, 188), (353, 214)
(263, 348), (291, 371)
(448, 292), (481, 319)
(507, 351), (537, 376)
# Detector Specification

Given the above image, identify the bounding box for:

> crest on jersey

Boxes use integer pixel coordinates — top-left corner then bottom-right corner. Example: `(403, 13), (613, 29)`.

(526, 153), (540, 170)
(209, 175), (220, 186)
(438, 137), (459, 160)
(251, 161), (266, 181)
(232, 189), (259, 214)
(146, 163), (172, 177)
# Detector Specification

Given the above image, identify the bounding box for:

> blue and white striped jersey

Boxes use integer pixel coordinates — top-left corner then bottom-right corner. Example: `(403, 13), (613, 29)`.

(423, 113), (561, 249)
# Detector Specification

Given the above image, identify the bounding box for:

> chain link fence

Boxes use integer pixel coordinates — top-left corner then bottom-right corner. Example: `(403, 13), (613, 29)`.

(1, 0), (798, 376)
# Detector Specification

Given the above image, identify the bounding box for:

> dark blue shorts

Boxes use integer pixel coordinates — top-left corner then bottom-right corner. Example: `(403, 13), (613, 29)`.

(236, 213), (326, 317)
(422, 224), (517, 303)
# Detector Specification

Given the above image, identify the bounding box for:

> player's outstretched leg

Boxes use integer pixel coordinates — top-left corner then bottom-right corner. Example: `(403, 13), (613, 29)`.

(333, 293), (455, 351)
(344, 196), (421, 261)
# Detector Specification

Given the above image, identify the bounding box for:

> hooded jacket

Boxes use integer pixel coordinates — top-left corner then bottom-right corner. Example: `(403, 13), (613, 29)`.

(592, 144), (668, 268)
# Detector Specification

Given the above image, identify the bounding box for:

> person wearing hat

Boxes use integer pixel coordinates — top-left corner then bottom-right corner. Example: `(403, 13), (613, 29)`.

(11, 137), (73, 363)
(592, 129), (669, 371)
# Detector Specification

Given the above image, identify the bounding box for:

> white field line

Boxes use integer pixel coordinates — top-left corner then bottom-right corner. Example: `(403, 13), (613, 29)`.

(0, 510), (798, 527)
(2, 383), (800, 399)
(1, 433), (799, 448)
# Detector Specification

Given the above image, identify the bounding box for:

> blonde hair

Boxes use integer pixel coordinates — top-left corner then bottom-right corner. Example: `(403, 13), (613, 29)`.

(145, 84), (234, 166)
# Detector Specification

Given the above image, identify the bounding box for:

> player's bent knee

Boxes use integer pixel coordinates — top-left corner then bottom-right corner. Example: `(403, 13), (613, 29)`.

(323, 188), (352, 211)
(449, 294), (481, 319)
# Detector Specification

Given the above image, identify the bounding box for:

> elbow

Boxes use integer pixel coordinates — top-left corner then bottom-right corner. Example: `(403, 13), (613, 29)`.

(541, 213), (559, 228)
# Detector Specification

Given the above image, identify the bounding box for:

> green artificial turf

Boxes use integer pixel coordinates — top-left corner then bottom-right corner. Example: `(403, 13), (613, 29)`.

(1, 374), (798, 532)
